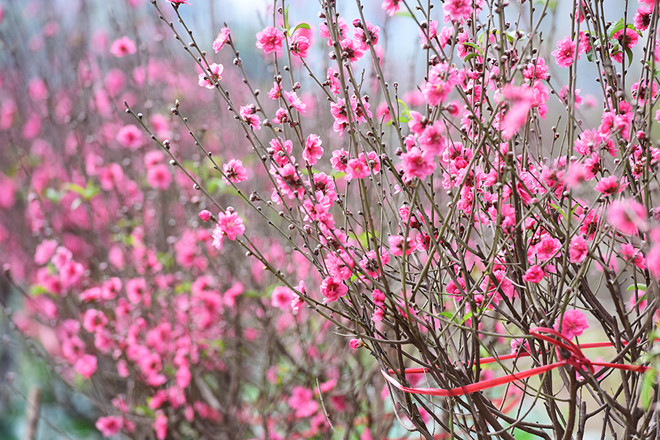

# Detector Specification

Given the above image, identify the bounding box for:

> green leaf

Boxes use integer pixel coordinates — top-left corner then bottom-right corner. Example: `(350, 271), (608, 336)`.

(283, 5), (290, 31)
(242, 384), (260, 402)
(209, 339), (225, 352)
(464, 52), (480, 63)
(641, 368), (656, 410)
(624, 46), (634, 67)
(549, 203), (566, 218)
(45, 187), (64, 203)
(626, 284), (647, 292)
(394, 11), (413, 18)
(175, 281), (191, 295)
(397, 99), (411, 119)
(157, 252), (174, 269)
(113, 233), (134, 247)
(291, 22), (310, 36)
(461, 311), (473, 325)
(437, 311), (458, 324)
(609, 20), (642, 38)
(608, 18), (625, 39)
(207, 177), (238, 196)
(62, 182), (99, 200)
(85, 184), (99, 199)
(389, 115), (410, 125)
(62, 183), (86, 196)
(386, 99), (411, 126)
(462, 42), (483, 56)
(511, 429), (537, 440)
(243, 290), (265, 298)
(645, 60), (660, 78)
(586, 48), (594, 62)
(30, 284), (49, 296)
(134, 404), (155, 418)
(351, 230), (379, 248)
(67, 417), (95, 435)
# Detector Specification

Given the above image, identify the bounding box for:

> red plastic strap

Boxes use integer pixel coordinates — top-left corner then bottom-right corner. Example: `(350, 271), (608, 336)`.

(382, 327), (649, 397)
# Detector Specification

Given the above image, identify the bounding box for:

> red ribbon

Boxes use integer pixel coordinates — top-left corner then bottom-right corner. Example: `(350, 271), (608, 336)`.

(382, 327), (649, 397)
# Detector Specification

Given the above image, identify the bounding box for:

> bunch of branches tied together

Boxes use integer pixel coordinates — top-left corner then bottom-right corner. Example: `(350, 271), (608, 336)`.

(135, 0), (660, 438)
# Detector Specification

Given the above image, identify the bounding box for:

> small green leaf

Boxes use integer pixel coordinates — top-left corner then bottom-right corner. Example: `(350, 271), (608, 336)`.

(461, 311), (473, 325)
(511, 429), (537, 440)
(462, 42), (483, 56)
(608, 18), (625, 39)
(157, 252), (174, 269)
(208, 177), (239, 196)
(291, 22), (310, 36)
(243, 290), (265, 298)
(352, 231), (379, 248)
(438, 311), (458, 323)
(209, 339), (225, 352)
(394, 11), (413, 18)
(624, 46), (634, 67)
(397, 99), (412, 119)
(30, 284), (49, 296)
(62, 183), (86, 195)
(641, 368), (656, 410)
(62, 182), (99, 200)
(175, 281), (191, 295)
(134, 405), (155, 418)
(283, 5), (290, 31)
(45, 188), (64, 203)
(626, 284), (647, 292)
(464, 52), (480, 63)
(586, 48), (594, 62)
(549, 203), (566, 218)
(609, 20), (642, 38)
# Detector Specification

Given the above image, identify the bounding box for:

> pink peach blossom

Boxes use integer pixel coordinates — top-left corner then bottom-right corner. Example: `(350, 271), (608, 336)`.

(198, 63), (223, 89)
(552, 36), (578, 68)
(212, 27), (230, 52)
(96, 416), (123, 437)
(146, 164), (172, 190)
(110, 36), (136, 57)
(381, 0), (401, 16)
(116, 125), (144, 149)
(320, 276), (347, 303)
(272, 286), (294, 310)
(607, 199), (648, 236)
(569, 235), (588, 264)
(522, 265), (544, 283)
(303, 134), (323, 165)
(256, 26), (284, 56)
(554, 309), (588, 339)
(223, 159), (247, 184)
(74, 354), (97, 378)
